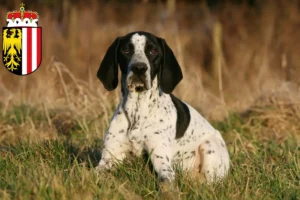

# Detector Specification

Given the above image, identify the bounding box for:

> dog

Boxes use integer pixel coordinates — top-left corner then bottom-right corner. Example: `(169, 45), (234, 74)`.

(95, 31), (230, 185)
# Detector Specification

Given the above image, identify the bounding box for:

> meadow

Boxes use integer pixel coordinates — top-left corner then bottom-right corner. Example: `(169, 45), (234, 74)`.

(0, 1), (299, 199)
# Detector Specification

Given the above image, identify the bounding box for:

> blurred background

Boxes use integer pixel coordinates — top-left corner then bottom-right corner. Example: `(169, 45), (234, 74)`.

(0, 0), (300, 138)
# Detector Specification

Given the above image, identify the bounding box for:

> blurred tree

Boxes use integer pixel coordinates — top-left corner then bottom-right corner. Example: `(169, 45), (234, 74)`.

(167, 0), (176, 15)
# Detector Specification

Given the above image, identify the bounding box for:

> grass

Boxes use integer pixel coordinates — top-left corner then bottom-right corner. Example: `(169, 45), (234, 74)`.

(0, 104), (299, 200)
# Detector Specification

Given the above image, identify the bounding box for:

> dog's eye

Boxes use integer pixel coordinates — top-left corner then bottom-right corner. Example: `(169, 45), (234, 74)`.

(123, 48), (131, 54)
(149, 48), (157, 55)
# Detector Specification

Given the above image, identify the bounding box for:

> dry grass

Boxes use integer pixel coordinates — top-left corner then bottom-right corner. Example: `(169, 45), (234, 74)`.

(0, 1), (299, 199)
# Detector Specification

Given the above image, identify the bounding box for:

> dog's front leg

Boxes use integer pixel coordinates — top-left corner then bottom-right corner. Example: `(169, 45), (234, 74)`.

(96, 108), (130, 172)
(145, 134), (175, 185)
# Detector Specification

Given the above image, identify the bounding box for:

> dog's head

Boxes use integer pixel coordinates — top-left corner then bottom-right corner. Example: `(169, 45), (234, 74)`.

(97, 31), (182, 94)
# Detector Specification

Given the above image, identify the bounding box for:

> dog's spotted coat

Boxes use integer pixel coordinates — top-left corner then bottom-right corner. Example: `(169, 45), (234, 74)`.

(96, 31), (230, 183)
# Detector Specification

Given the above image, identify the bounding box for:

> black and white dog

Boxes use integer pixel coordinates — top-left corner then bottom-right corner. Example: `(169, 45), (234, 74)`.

(96, 31), (230, 184)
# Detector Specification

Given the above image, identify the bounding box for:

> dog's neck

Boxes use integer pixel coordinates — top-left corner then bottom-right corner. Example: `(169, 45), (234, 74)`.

(121, 76), (162, 125)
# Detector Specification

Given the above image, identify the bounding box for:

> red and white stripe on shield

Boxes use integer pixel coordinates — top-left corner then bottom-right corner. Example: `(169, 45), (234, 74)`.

(21, 27), (42, 75)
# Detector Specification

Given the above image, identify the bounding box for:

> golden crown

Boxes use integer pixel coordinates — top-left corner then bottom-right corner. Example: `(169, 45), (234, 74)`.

(6, 3), (39, 27)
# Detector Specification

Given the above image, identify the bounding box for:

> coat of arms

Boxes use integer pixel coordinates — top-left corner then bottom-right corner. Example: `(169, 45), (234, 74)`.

(2, 3), (42, 75)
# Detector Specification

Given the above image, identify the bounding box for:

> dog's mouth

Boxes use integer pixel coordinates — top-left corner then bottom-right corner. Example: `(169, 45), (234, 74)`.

(127, 73), (151, 93)
(128, 81), (146, 92)
(135, 85), (145, 92)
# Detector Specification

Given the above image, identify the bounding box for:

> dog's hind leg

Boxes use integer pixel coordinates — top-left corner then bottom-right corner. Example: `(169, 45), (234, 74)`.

(198, 133), (230, 183)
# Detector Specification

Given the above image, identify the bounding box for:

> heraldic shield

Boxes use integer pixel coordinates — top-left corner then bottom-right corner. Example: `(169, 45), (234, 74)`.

(3, 27), (42, 75)
(2, 3), (42, 76)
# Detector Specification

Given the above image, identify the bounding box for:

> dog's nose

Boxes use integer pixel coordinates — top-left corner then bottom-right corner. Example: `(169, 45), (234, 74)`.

(131, 63), (147, 75)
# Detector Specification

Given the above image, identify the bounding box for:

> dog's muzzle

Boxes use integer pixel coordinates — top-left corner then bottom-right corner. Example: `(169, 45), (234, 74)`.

(127, 62), (149, 92)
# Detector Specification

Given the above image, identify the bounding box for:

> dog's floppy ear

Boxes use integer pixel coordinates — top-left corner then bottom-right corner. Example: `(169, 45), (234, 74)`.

(97, 38), (120, 91)
(158, 38), (183, 94)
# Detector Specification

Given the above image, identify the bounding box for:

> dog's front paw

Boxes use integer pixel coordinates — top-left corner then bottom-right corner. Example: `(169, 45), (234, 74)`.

(94, 159), (113, 175)
(94, 165), (104, 174)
